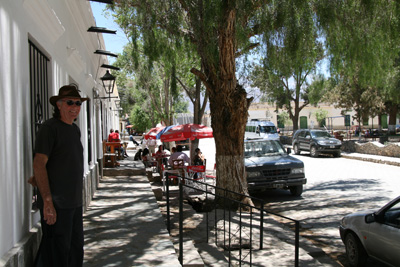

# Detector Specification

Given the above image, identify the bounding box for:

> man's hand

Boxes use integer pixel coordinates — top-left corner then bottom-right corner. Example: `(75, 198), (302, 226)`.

(28, 175), (37, 187)
(33, 153), (56, 225)
(43, 201), (57, 225)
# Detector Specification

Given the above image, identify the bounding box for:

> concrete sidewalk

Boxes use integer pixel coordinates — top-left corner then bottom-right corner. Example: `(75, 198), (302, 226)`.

(83, 156), (181, 266)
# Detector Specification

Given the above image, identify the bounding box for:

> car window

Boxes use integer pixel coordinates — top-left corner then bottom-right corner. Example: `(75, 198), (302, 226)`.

(305, 131), (311, 138)
(297, 131), (305, 138)
(311, 131), (331, 138)
(384, 201), (400, 228)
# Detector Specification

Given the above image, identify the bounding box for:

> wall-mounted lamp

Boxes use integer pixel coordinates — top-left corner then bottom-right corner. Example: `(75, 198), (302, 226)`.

(100, 70), (116, 100)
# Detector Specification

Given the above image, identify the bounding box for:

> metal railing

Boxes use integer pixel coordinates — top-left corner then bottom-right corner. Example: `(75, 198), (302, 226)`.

(164, 172), (300, 266)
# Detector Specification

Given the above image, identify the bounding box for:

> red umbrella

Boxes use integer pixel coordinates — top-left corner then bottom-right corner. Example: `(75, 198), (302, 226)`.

(160, 124), (213, 142)
(144, 126), (165, 140)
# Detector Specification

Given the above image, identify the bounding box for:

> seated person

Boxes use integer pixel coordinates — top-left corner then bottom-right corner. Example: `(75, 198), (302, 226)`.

(155, 145), (169, 162)
(155, 145), (171, 173)
(142, 148), (150, 167)
(112, 130), (128, 158)
(108, 129), (114, 142)
(168, 145), (190, 168)
(193, 148), (205, 166)
(192, 148), (205, 179)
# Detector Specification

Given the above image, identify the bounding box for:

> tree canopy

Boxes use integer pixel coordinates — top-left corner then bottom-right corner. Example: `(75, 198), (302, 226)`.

(108, 0), (400, 200)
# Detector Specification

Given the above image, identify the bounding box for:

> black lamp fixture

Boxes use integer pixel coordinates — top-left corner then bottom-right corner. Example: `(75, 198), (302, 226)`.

(100, 70), (117, 101)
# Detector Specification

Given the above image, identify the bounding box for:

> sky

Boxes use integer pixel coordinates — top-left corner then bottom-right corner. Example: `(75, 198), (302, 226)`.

(91, 2), (129, 64)
(90, 2), (198, 112)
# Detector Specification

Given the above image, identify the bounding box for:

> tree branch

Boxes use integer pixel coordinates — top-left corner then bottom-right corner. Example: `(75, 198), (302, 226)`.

(235, 43), (260, 58)
(191, 68), (212, 91)
(175, 75), (195, 103)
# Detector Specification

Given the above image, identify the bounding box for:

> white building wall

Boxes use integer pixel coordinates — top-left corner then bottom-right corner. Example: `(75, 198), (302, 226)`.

(0, 0), (120, 264)
(248, 102), (384, 130)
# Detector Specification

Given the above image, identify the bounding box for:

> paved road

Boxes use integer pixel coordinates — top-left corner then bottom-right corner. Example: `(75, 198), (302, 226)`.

(198, 138), (399, 265)
(252, 153), (400, 266)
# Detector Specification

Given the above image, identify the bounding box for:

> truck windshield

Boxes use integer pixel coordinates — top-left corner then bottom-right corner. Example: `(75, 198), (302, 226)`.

(244, 140), (285, 157)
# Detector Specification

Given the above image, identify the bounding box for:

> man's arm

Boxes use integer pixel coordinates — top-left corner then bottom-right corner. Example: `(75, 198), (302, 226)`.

(33, 153), (57, 225)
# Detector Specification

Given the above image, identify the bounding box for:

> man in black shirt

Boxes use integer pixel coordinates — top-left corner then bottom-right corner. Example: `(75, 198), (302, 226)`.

(30, 84), (88, 267)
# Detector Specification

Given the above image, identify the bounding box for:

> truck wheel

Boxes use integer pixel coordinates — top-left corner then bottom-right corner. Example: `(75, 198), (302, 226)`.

(310, 146), (319, 158)
(345, 232), (367, 267)
(289, 185), (303, 196)
(293, 144), (300, 155)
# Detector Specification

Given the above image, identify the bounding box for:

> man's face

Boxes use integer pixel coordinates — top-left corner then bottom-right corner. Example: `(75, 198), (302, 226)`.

(57, 97), (82, 124)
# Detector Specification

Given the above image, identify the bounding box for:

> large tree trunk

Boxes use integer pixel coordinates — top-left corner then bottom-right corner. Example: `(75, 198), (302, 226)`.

(210, 8), (252, 202)
(292, 113), (299, 131)
(190, 5), (253, 204)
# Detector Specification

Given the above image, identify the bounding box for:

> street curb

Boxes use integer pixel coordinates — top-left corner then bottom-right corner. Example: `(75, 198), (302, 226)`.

(341, 154), (400, 167)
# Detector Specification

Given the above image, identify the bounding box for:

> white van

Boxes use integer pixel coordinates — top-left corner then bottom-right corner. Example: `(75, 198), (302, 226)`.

(245, 120), (279, 140)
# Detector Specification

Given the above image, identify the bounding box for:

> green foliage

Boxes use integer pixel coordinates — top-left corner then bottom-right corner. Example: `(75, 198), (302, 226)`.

(277, 111), (291, 127)
(307, 75), (328, 105)
(130, 106), (152, 133)
(314, 109), (328, 126)
(324, 72), (385, 125)
(249, 0), (325, 130)
(315, 0), (400, 88)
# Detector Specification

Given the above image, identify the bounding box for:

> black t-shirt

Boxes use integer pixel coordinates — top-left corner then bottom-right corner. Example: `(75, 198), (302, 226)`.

(35, 118), (84, 209)
(193, 155), (204, 166)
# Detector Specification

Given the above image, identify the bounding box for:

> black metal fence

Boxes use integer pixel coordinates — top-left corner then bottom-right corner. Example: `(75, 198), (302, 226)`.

(164, 172), (300, 266)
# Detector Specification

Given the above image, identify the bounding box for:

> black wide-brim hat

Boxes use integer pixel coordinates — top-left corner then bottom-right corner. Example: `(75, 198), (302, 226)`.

(49, 85), (89, 106)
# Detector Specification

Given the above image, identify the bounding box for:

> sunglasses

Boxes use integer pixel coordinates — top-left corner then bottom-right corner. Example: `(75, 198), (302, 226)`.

(64, 100), (82, 106)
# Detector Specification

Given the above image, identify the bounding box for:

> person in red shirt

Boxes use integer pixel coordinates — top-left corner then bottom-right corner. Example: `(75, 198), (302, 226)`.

(108, 129), (114, 142)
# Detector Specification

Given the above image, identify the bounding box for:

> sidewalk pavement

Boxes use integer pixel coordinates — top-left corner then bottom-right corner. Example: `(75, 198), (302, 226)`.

(83, 137), (399, 266)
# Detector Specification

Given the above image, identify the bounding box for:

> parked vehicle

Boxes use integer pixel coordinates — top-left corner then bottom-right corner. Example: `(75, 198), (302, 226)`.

(245, 120), (279, 140)
(292, 129), (342, 157)
(339, 196), (400, 267)
(245, 139), (306, 196)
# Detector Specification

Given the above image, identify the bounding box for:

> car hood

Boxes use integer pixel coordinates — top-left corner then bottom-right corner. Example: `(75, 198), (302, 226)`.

(343, 210), (374, 219)
(245, 154), (304, 168)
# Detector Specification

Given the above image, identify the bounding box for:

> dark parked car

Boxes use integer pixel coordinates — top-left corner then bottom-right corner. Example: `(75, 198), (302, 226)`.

(339, 196), (400, 267)
(292, 129), (342, 157)
(245, 139), (307, 196)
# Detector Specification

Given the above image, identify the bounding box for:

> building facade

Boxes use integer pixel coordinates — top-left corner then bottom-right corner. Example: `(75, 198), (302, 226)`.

(248, 102), (390, 131)
(0, 0), (120, 265)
